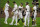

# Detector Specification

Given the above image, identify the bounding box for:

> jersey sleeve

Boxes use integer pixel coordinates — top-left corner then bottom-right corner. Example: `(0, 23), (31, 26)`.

(12, 8), (16, 12)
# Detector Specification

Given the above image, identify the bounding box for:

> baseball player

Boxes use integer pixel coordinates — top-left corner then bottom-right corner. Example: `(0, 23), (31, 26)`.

(17, 3), (24, 25)
(4, 1), (9, 24)
(9, 2), (18, 25)
(31, 11), (34, 26)
(32, 3), (37, 26)
(24, 2), (30, 26)
(32, 0), (39, 11)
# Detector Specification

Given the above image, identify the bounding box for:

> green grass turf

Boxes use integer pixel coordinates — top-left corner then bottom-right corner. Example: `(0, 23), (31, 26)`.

(0, 0), (40, 8)
(0, 17), (40, 27)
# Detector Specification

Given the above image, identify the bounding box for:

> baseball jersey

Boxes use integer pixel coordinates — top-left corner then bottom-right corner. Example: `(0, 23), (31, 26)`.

(26, 5), (30, 12)
(33, 6), (37, 12)
(18, 6), (23, 12)
(4, 3), (9, 11)
(19, 6), (23, 8)
(12, 4), (17, 12)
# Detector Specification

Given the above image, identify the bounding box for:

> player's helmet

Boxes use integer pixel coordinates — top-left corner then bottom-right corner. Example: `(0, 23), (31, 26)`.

(13, 1), (16, 3)
(26, 2), (29, 5)
(7, 1), (9, 3)
(26, 2), (29, 4)
(21, 3), (23, 5)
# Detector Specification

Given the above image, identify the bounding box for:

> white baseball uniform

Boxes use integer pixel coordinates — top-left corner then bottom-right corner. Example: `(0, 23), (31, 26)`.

(4, 3), (9, 24)
(24, 5), (30, 26)
(33, 6), (37, 20)
(10, 4), (18, 25)
(18, 6), (23, 19)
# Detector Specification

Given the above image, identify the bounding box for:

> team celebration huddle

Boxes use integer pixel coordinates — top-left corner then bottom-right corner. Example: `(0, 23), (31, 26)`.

(3, 0), (39, 27)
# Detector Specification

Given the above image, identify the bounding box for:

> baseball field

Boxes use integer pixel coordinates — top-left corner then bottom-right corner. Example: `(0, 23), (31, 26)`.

(0, 0), (40, 27)
(0, 17), (40, 27)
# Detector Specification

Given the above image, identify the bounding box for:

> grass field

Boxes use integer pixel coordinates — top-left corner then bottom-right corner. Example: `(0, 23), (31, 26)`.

(0, 17), (40, 27)
(0, 0), (40, 8)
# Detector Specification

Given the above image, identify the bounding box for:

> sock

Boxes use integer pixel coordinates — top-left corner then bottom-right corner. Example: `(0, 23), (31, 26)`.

(17, 19), (20, 23)
(32, 21), (34, 25)
(21, 19), (24, 23)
